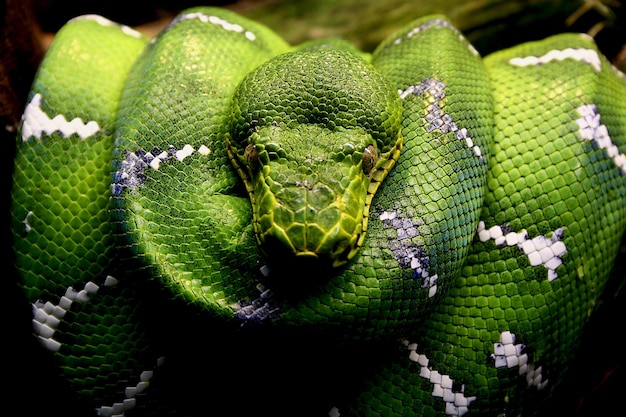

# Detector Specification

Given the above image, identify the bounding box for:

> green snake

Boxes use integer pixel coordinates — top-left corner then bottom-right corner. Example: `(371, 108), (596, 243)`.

(10, 6), (626, 416)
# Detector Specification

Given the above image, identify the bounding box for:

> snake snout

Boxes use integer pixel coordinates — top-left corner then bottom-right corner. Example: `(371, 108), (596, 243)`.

(255, 179), (360, 271)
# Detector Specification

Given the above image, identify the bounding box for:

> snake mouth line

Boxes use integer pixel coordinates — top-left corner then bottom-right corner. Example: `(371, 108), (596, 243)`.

(295, 250), (319, 259)
(293, 244), (358, 269)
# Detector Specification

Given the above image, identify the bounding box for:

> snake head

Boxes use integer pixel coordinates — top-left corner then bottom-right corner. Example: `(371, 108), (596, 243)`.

(227, 48), (402, 273)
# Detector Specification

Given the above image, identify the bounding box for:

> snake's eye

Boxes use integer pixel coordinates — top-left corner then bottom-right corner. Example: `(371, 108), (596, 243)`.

(361, 144), (378, 175)
(244, 143), (259, 170)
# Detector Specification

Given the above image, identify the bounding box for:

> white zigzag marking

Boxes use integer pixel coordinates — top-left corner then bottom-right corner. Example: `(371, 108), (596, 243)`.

(509, 47), (601, 72)
(490, 331), (548, 390)
(32, 276), (117, 351)
(477, 222), (566, 281)
(328, 340), (478, 417)
(21, 93), (100, 141)
(399, 79), (483, 161)
(32, 275), (162, 416)
(69, 14), (143, 38)
(576, 104), (626, 173)
(405, 341), (476, 416)
(112, 144), (211, 195)
(392, 18), (479, 56)
(96, 357), (165, 417)
(379, 210), (438, 297)
(172, 11), (256, 41)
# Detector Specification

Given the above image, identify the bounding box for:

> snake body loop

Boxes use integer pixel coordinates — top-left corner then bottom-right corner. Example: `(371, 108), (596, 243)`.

(10, 7), (626, 416)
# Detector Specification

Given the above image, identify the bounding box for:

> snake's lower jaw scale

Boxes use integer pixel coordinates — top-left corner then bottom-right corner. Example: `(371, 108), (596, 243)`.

(251, 178), (368, 273)
(258, 237), (342, 292)
(259, 225), (355, 273)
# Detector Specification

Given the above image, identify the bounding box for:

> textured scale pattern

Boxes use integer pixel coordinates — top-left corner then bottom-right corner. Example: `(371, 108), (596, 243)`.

(111, 11), (289, 314)
(369, 18), (493, 307)
(10, 6), (626, 417)
(228, 47), (403, 269)
(9, 16), (162, 414)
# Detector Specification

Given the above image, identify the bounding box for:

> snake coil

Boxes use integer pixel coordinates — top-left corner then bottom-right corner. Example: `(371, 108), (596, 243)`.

(10, 6), (626, 417)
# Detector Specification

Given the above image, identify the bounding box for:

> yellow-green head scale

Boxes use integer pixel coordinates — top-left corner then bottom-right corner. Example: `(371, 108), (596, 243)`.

(227, 48), (402, 270)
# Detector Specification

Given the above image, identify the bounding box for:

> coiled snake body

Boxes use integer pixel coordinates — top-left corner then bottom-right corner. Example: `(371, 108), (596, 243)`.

(10, 7), (626, 416)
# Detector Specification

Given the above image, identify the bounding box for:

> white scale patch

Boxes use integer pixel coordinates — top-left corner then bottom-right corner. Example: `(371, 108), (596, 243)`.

(23, 210), (34, 233)
(112, 144), (211, 195)
(21, 93), (100, 141)
(175, 144), (195, 161)
(405, 340), (477, 416)
(392, 18), (479, 56)
(399, 79), (483, 161)
(477, 221), (566, 282)
(328, 340), (478, 417)
(490, 331), (548, 390)
(509, 47), (602, 72)
(234, 283), (282, 327)
(576, 104), (626, 173)
(172, 11), (256, 41)
(96, 356), (165, 417)
(69, 14), (143, 38)
(379, 211), (438, 297)
(32, 275), (117, 351)
(32, 275), (162, 416)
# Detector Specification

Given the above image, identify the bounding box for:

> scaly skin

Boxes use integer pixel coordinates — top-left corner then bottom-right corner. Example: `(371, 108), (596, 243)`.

(10, 7), (626, 416)
(227, 47), (403, 270)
